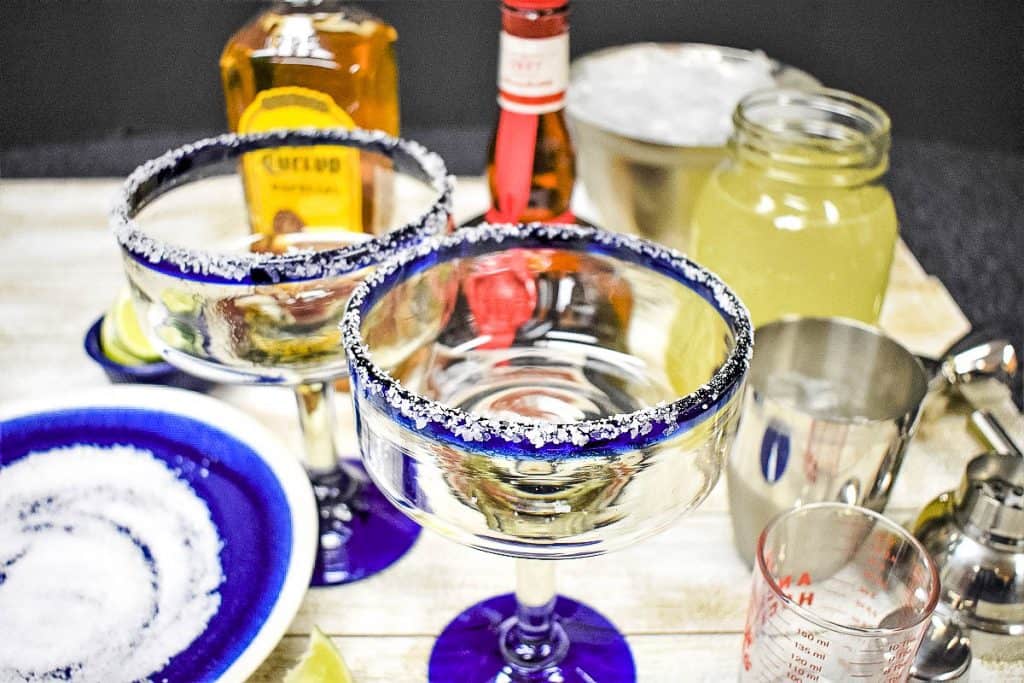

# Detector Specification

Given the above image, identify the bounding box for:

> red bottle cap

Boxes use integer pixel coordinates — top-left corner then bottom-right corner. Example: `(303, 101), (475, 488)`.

(504, 0), (568, 10)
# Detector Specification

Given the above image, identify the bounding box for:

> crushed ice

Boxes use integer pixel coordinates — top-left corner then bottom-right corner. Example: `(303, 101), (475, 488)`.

(568, 44), (778, 146)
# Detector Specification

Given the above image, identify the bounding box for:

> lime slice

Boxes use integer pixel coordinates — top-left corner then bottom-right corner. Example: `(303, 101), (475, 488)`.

(160, 289), (197, 315)
(112, 289), (161, 362)
(284, 627), (354, 683)
(100, 313), (146, 366)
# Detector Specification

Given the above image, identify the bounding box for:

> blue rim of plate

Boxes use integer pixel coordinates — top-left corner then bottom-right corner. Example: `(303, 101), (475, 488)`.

(0, 386), (317, 683)
(83, 316), (215, 392)
(83, 316), (175, 377)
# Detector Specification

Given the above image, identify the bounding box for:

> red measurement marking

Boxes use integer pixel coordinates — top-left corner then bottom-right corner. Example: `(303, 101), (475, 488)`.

(776, 572), (813, 591)
(854, 598), (881, 620)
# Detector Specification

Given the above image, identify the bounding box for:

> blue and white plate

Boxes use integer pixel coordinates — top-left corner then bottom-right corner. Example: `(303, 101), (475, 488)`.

(0, 386), (317, 682)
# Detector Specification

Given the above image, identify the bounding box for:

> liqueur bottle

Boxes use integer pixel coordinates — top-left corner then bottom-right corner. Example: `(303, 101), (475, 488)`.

(220, 1), (399, 243)
(463, 1), (632, 352)
(483, 0), (576, 225)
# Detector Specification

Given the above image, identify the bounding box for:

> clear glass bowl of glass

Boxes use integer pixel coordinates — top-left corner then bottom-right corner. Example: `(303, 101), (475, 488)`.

(343, 223), (752, 681)
(112, 128), (453, 586)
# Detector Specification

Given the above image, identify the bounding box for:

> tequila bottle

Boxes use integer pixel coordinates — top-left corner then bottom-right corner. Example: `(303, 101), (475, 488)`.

(220, 1), (399, 241)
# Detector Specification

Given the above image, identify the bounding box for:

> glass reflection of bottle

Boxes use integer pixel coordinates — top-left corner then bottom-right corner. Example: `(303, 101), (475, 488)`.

(430, 252), (641, 540)
(220, 1), (399, 244)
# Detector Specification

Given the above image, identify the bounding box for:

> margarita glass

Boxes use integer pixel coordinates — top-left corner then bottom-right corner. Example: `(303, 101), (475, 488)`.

(112, 128), (453, 586)
(342, 223), (752, 681)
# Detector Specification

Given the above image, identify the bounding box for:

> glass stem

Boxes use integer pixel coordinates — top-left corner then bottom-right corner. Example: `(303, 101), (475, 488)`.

(295, 380), (346, 475)
(516, 558), (557, 642)
(502, 558), (568, 675)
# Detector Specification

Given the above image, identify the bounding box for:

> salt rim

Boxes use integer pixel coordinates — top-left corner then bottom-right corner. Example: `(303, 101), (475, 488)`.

(111, 128), (454, 285)
(341, 222), (753, 455)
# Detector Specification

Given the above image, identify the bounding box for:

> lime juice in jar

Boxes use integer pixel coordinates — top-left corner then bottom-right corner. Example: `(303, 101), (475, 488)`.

(690, 88), (897, 328)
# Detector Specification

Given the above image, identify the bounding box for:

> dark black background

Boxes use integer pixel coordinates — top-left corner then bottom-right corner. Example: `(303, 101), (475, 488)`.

(2, 1), (1023, 405)
(2, 0), (1022, 157)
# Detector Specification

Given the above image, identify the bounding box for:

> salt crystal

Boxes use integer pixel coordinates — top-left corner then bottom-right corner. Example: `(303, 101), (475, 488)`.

(342, 222), (752, 455)
(112, 129), (453, 284)
(0, 444), (223, 682)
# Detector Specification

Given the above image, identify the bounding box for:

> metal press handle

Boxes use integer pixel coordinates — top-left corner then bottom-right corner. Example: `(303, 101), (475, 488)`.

(969, 409), (1024, 458)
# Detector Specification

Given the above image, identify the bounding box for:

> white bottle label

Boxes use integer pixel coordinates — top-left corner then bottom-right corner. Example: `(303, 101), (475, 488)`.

(497, 32), (569, 114)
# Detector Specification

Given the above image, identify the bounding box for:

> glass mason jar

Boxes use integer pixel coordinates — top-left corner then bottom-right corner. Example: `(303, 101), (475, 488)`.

(690, 88), (897, 328)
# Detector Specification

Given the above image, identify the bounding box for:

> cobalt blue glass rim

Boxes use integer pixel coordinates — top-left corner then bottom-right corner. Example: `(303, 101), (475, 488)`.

(341, 222), (753, 458)
(111, 128), (454, 286)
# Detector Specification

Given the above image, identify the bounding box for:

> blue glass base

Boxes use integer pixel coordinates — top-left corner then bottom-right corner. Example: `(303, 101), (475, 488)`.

(429, 593), (636, 682)
(310, 461), (420, 587)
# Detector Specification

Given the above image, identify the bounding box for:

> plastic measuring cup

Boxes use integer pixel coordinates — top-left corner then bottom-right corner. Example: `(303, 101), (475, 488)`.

(740, 503), (939, 682)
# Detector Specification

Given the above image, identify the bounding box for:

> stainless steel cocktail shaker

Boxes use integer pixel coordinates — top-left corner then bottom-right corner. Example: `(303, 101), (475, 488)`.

(912, 452), (1024, 661)
(726, 317), (929, 564)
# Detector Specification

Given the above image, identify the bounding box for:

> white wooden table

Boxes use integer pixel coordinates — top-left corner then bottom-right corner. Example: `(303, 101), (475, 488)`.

(1, 177), (1023, 682)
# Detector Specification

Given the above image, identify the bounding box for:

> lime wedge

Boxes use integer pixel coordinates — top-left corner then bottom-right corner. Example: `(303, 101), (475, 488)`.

(112, 289), (161, 362)
(100, 313), (146, 366)
(161, 289), (197, 315)
(284, 627), (354, 683)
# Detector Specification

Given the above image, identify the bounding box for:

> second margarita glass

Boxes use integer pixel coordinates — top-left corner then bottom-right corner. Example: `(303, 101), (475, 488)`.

(343, 223), (752, 681)
(112, 128), (453, 585)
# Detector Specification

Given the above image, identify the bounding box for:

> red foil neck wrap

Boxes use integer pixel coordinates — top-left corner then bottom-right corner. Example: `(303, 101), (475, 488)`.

(503, 0), (569, 10)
